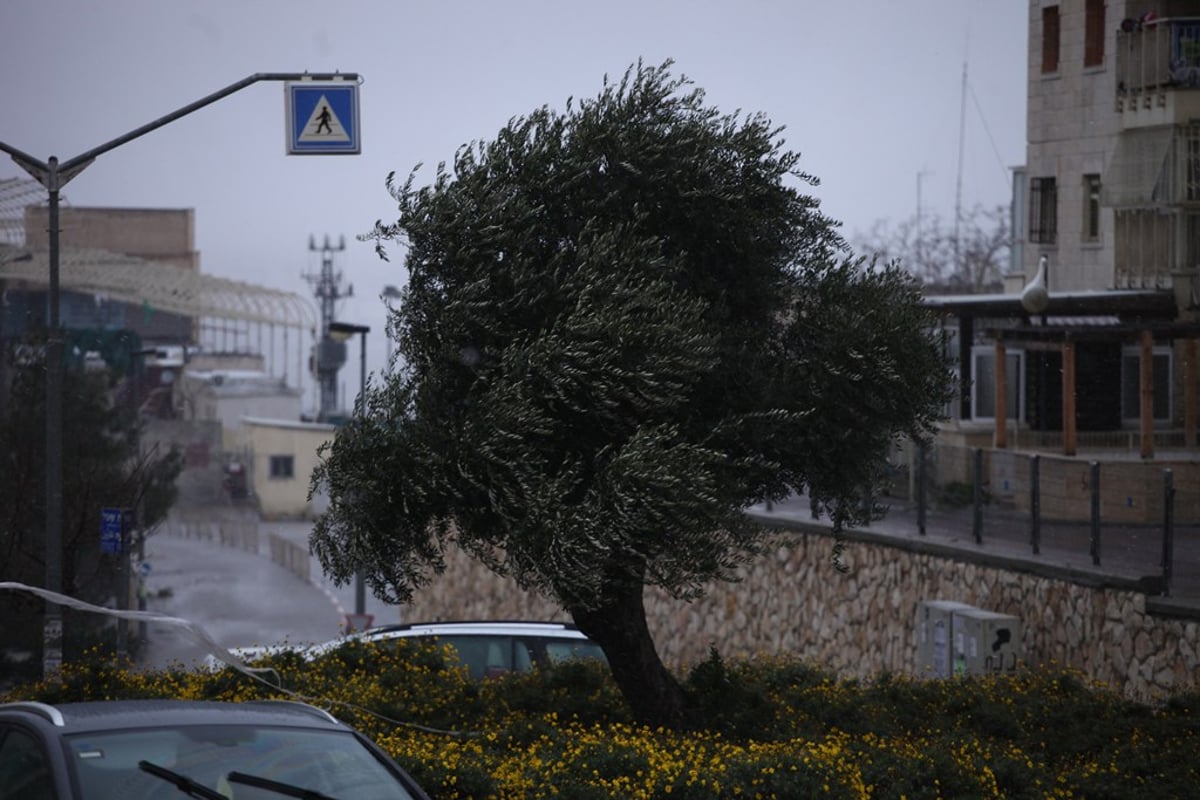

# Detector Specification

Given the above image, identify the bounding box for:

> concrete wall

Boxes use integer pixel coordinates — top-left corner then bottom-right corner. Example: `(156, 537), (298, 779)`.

(402, 523), (1198, 702)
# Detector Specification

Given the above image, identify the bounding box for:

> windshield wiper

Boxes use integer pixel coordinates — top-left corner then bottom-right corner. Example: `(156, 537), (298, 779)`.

(227, 771), (340, 800)
(138, 760), (227, 800)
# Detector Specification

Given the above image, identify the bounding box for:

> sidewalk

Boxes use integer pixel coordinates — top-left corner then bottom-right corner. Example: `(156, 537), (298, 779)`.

(748, 493), (1200, 618)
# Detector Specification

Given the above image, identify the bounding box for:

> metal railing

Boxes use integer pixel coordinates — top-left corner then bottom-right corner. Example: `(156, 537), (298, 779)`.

(1116, 17), (1200, 98)
(893, 445), (1199, 599)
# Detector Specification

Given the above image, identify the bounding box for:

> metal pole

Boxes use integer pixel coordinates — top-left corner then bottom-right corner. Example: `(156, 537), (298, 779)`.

(1089, 461), (1101, 566)
(972, 447), (983, 545)
(1030, 454), (1041, 555)
(916, 442), (927, 535)
(43, 162), (64, 679)
(354, 330), (367, 617)
(1162, 469), (1175, 597)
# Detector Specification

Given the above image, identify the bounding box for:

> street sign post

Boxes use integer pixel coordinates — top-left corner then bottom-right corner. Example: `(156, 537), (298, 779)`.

(286, 82), (360, 155)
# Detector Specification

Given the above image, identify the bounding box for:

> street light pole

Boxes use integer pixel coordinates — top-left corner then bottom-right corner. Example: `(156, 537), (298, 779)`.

(328, 320), (369, 617)
(0, 71), (359, 678)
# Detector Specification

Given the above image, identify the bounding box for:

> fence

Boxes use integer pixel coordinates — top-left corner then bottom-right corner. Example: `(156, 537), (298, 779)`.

(1115, 17), (1200, 99)
(880, 444), (1199, 601)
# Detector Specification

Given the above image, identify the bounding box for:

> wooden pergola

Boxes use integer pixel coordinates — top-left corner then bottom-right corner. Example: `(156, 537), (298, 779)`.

(924, 290), (1198, 458)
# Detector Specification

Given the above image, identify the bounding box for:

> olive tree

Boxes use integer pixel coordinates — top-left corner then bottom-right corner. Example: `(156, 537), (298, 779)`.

(311, 61), (950, 728)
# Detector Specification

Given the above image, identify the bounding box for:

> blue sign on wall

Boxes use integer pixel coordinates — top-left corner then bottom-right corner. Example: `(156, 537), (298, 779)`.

(100, 507), (126, 554)
(286, 82), (360, 155)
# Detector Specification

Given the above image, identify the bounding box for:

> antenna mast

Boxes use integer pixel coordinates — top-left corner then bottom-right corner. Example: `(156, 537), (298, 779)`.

(954, 59), (967, 279)
(302, 234), (352, 420)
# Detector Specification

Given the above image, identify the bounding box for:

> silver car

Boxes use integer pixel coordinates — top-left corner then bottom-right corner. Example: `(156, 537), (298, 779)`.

(209, 620), (608, 680)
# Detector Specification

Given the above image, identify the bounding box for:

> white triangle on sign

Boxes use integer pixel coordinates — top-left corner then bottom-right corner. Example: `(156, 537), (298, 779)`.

(298, 95), (351, 143)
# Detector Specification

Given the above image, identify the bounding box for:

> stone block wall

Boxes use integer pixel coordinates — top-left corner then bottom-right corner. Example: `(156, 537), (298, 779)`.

(402, 527), (1198, 702)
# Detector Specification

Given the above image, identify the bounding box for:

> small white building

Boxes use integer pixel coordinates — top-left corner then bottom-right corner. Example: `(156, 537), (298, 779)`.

(240, 416), (337, 520)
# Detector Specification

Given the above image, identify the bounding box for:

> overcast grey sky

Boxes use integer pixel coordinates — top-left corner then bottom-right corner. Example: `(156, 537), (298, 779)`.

(2, 0), (1027, 388)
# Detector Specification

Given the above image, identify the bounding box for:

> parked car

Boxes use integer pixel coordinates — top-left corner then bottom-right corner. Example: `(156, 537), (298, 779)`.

(0, 698), (430, 799)
(207, 620), (608, 680)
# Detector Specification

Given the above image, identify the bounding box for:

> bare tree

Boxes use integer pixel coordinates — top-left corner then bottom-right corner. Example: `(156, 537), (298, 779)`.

(854, 203), (1010, 293)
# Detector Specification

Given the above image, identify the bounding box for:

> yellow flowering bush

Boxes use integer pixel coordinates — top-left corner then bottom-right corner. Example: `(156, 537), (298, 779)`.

(4, 643), (1197, 799)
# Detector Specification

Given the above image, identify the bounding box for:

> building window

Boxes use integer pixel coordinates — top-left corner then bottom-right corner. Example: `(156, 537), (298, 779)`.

(1083, 174), (1101, 242)
(971, 347), (1025, 422)
(1030, 177), (1057, 244)
(1121, 346), (1171, 423)
(1042, 6), (1061, 73)
(1084, 0), (1105, 67)
(269, 455), (295, 479)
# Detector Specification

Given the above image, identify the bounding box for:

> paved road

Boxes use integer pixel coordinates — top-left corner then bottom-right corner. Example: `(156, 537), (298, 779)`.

(137, 515), (404, 670)
(138, 534), (344, 670)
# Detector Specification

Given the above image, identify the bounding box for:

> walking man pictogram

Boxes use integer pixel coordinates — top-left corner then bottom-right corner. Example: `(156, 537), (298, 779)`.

(315, 104), (333, 135)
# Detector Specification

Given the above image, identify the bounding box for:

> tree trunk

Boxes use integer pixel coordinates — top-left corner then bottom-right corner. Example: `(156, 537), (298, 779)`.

(568, 582), (696, 730)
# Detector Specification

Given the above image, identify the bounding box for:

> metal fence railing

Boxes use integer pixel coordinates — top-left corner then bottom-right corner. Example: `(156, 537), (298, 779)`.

(1116, 17), (1200, 98)
(880, 444), (1199, 600)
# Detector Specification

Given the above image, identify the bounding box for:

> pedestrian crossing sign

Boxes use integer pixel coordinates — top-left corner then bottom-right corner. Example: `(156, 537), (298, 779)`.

(286, 81), (360, 155)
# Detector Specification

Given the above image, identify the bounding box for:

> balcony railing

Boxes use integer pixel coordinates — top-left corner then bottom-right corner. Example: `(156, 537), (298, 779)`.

(1116, 17), (1200, 99)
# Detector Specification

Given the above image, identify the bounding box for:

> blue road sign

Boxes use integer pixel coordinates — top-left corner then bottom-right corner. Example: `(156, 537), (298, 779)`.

(100, 507), (124, 554)
(286, 82), (360, 155)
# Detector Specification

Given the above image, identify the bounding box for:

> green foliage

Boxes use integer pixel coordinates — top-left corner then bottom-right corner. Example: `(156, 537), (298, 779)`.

(312, 59), (951, 727)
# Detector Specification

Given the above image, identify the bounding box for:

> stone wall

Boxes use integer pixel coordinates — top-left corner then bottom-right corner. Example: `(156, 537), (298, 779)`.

(402, 526), (1198, 702)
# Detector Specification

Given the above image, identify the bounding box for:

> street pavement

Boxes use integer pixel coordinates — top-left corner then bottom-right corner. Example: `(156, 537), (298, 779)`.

(138, 522), (398, 671)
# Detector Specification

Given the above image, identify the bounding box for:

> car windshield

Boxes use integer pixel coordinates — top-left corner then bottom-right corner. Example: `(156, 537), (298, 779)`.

(67, 724), (415, 800)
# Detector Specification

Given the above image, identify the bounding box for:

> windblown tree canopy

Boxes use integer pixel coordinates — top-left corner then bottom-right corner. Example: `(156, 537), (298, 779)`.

(311, 61), (950, 728)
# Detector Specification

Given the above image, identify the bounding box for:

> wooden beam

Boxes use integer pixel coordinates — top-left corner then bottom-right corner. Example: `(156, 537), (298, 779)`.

(1062, 339), (1077, 456)
(1185, 338), (1197, 449)
(1140, 330), (1155, 459)
(994, 338), (1007, 448)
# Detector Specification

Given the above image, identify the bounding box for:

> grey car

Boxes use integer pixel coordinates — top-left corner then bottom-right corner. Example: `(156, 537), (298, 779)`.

(0, 699), (430, 799)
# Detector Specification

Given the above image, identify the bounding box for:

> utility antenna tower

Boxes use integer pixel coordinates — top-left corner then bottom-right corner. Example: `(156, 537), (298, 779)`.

(302, 234), (353, 420)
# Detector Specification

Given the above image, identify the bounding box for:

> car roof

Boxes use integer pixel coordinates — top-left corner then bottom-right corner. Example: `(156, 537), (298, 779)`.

(362, 620), (587, 639)
(0, 700), (342, 733)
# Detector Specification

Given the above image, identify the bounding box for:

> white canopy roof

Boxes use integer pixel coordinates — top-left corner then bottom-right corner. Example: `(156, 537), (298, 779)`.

(0, 244), (316, 331)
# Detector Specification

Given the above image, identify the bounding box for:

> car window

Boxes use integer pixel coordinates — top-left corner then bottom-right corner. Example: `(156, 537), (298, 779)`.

(415, 631), (607, 679)
(437, 635), (513, 679)
(67, 725), (415, 800)
(0, 727), (57, 800)
(539, 639), (608, 666)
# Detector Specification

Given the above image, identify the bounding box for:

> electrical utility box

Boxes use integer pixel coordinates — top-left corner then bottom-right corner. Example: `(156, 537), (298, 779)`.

(915, 600), (978, 678)
(951, 607), (1021, 677)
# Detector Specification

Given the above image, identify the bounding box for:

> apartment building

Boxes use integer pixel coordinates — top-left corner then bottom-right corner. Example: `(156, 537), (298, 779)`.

(933, 0), (1200, 462)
